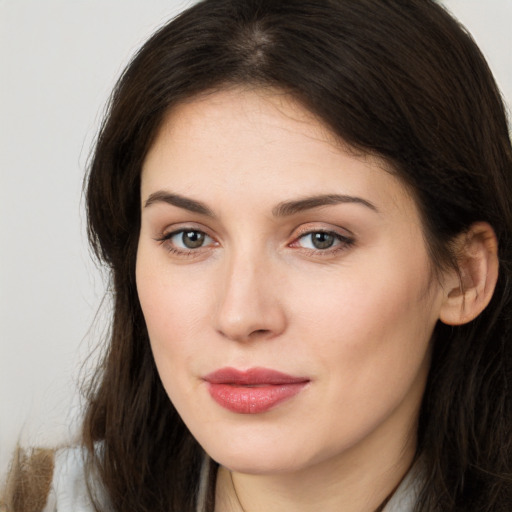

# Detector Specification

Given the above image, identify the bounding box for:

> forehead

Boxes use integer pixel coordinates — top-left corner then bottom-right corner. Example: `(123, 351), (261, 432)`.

(141, 87), (416, 218)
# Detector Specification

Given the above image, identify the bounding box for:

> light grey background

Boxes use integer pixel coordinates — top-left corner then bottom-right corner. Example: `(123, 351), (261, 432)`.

(1, 0), (511, 480)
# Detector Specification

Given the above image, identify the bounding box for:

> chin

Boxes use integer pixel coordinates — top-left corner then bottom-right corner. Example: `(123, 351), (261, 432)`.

(195, 428), (318, 475)
(213, 449), (310, 475)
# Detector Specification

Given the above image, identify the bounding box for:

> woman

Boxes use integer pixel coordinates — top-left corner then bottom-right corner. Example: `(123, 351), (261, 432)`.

(4, 0), (511, 510)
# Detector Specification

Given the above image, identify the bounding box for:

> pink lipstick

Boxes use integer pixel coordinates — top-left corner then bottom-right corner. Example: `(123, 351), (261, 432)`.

(204, 367), (309, 414)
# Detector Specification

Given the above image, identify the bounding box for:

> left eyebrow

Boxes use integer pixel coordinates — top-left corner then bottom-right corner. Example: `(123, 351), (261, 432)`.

(272, 194), (379, 217)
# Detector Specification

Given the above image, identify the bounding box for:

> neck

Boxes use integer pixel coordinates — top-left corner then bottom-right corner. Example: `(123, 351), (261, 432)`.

(215, 430), (416, 512)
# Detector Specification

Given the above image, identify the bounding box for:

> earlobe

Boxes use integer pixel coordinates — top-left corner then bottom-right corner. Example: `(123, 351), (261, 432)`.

(439, 222), (499, 326)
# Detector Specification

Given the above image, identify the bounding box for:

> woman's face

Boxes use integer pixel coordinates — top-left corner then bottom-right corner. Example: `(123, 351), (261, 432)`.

(136, 88), (447, 475)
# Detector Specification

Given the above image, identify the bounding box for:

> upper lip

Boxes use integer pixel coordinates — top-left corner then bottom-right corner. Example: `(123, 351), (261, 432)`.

(203, 367), (309, 385)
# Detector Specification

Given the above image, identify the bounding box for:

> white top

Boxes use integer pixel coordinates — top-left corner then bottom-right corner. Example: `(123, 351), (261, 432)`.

(43, 447), (421, 511)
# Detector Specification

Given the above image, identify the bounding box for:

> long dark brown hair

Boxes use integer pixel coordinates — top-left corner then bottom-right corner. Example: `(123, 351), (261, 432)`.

(84, 0), (512, 510)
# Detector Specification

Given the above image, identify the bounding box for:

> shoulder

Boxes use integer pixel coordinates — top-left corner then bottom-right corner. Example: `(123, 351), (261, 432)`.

(43, 446), (98, 512)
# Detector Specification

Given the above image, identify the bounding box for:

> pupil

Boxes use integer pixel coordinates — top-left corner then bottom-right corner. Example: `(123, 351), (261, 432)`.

(183, 231), (205, 249)
(312, 232), (334, 249)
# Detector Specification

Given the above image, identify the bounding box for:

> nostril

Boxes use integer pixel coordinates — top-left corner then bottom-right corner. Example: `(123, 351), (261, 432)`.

(248, 329), (271, 340)
(218, 327), (274, 343)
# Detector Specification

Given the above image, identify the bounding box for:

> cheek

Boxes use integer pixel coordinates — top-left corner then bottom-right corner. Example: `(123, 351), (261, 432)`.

(292, 260), (435, 341)
(136, 237), (209, 329)
(288, 247), (440, 396)
(136, 269), (204, 415)
(135, 248), (222, 409)
(295, 285), (434, 390)
(136, 252), (192, 364)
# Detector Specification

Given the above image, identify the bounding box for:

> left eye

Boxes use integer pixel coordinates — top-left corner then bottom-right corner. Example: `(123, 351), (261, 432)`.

(168, 230), (213, 249)
(296, 231), (345, 250)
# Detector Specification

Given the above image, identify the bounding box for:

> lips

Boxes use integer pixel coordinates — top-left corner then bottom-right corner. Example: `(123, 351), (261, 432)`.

(203, 367), (309, 414)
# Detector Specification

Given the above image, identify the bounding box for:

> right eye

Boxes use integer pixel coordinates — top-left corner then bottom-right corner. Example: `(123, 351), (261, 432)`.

(164, 229), (214, 250)
(168, 229), (213, 249)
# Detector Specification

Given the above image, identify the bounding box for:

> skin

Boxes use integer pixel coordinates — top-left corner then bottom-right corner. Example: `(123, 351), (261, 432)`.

(136, 88), (454, 511)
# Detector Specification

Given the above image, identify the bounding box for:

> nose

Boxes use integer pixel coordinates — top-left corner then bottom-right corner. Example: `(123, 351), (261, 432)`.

(214, 250), (287, 343)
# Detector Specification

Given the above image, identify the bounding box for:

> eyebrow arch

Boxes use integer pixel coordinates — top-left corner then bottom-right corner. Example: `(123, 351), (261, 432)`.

(144, 191), (377, 217)
(272, 194), (378, 217)
(144, 191), (214, 216)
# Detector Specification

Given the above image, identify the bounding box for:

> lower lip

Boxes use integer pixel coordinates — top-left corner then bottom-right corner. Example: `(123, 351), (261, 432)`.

(207, 382), (308, 414)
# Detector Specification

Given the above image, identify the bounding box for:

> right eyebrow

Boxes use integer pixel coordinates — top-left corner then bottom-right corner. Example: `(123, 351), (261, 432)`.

(144, 191), (214, 216)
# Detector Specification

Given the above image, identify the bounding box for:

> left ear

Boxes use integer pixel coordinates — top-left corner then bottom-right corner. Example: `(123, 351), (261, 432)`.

(439, 222), (499, 326)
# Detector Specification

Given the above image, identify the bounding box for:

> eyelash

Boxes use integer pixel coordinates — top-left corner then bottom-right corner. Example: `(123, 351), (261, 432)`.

(290, 229), (355, 255)
(155, 227), (355, 257)
(155, 229), (216, 257)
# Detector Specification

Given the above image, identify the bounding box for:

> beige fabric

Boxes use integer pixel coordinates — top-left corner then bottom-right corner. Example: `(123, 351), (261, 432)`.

(1, 447), (55, 512)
